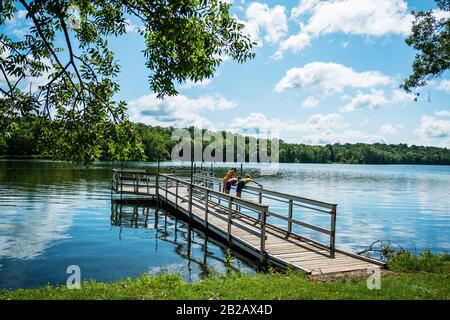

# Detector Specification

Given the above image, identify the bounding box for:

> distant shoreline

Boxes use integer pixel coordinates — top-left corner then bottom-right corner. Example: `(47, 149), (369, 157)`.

(1, 156), (450, 166)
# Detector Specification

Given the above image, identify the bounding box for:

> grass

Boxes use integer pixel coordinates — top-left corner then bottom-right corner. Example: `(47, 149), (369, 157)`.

(1, 251), (449, 300)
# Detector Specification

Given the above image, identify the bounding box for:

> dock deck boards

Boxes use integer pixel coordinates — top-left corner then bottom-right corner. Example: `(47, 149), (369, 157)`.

(116, 183), (384, 275)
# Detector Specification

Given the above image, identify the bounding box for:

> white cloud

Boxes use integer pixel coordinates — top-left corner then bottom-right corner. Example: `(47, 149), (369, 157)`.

(435, 110), (450, 117)
(433, 8), (450, 21)
(274, 62), (391, 93)
(392, 89), (416, 103)
(291, 0), (320, 18)
(416, 115), (450, 139)
(274, 32), (311, 59)
(180, 78), (213, 89)
(244, 2), (288, 44)
(380, 124), (397, 135)
(127, 94), (237, 129)
(304, 113), (346, 130)
(229, 112), (346, 136)
(340, 89), (389, 112)
(437, 79), (450, 93)
(17, 10), (27, 19)
(303, 130), (386, 145)
(278, 0), (413, 58)
(302, 95), (319, 109)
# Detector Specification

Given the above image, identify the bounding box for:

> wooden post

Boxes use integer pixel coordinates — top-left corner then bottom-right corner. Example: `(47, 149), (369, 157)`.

(330, 204), (337, 258)
(227, 198), (232, 243)
(288, 199), (293, 233)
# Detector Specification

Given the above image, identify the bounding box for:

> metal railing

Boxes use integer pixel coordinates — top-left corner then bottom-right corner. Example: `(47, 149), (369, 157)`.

(112, 169), (157, 194)
(191, 173), (338, 257)
(157, 173), (269, 262)
(112, 168), (337, 258)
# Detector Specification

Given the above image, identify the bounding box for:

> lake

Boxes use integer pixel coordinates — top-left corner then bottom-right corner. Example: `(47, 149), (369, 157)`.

(0, 160), (449, 289)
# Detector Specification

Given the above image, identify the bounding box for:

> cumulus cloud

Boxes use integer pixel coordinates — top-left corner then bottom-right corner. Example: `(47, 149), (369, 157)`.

(340, 89), (389, 112)
(291, 0), (320, 18)
(380, 124), (398, 135)
(244, 2), (288, 45)
(435, 110), (450, 117)
(437, 79), (450, 93)
(392, 89), (417, 103)
(274, 62), (391, 94)
(278, 0), (415, 58)
(416, 115), (450, 139)
(302, 96), (319, 109)
(229, 112), (346, 134)
(180, 78), (213, 89)
(127, 94), (237, 129)
(303, 130), (386, 145)
(274, 33), (311, 58)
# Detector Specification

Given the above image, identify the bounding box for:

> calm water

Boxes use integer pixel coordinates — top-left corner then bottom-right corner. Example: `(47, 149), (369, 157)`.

(0, 160), (449, 289)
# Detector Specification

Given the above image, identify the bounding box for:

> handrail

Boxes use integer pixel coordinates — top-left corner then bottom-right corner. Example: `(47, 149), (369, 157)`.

(192, 174), (336, 210)
(159, 173), (268, 212)
(158, 173), (268, 261)
(112, 169), (337, 258)
(191, 172), (337, 257)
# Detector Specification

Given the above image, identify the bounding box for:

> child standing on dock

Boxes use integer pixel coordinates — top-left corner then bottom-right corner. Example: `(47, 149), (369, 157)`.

(236, 174), (262, 198)
(224, 177), (239, 194)
(222, 167), (237, 192)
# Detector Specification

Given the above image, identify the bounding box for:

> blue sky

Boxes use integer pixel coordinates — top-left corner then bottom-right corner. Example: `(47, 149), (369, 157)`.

(2, 0), (450, 147)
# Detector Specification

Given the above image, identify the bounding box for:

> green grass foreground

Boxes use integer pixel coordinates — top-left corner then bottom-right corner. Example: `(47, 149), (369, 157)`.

(1, 251), (449, 300)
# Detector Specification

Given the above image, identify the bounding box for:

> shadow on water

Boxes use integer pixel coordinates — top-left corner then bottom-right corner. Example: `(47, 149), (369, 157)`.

(110, 200), (259, 281)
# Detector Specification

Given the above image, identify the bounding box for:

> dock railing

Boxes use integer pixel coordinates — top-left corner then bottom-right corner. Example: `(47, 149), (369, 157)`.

(112, 168), (337, 258)
(191, 173), (338, 258)
(157, 173), (269, 262)
(112, 169), (157, 194)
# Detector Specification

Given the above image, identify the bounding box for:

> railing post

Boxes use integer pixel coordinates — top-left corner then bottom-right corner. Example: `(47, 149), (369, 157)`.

(227, 197), (232, 243)
(188, 180), (193, 219)
(156, 173), (159, 201)
(205, 189), (209, 229)
(165, 175), (168, 199)
(288, 199), (293, 233)
(136, 174), (140, 193)
(175, 180), (179, 209)
(260, 206), (267, 263)
(330, 204), (337, 258)
(257, 191), (262, 220)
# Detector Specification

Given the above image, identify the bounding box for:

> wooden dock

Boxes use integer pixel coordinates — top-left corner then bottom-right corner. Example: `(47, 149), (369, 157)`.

(112, 169), (385, 275)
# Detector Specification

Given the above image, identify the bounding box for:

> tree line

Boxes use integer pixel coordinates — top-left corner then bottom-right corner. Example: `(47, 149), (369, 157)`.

(1, 120), (450, 165)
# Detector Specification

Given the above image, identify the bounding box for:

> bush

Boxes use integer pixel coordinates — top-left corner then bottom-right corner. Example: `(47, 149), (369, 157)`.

(388, 250), (450, 273)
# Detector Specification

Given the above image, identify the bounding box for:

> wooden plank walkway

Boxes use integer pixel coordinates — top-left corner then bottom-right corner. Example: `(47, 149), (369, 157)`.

(112, 170), (385, 275)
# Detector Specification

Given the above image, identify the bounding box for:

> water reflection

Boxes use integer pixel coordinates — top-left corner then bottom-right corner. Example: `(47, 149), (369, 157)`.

(110, 201), (255, 281)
